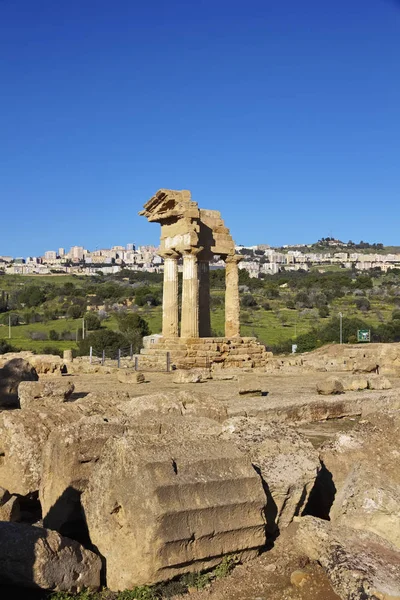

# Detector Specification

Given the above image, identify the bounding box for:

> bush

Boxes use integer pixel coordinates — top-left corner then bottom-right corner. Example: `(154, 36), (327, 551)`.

(49, 329), (59, 341)
(67, 304), (85, 319)
(41, 346), (63, 357)
(78, 329), (128, 358)
(29, 331), (47, 341)
(0, 339), (14, 354)
(355, 297), (371, 312)
(241, 294), (258, 308)
(84, 312), (102, 331)
(116, 312), (150, 353)
(318, 306), (330, 318)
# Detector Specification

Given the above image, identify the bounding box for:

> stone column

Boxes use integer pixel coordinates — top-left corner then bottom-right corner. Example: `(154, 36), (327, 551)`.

(160, 250), (179, 338)
(225, 255), (243, 338)
(198, 259), (211, 337)
(181, 248), (201, 338)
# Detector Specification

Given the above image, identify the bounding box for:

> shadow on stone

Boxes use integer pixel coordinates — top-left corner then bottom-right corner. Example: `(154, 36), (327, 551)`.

(302, 462), (336, 520)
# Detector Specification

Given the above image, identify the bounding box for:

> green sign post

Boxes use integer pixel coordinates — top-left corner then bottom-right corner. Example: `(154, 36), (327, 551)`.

(357, 329), (371, 343)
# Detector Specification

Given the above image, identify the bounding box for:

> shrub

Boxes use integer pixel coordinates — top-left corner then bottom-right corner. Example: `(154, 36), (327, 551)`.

(78, 329), (128, 358)
(84, 312), (101, 331)
(318, 306), (330, 318)
(0, 339), (14, 354)
(49, 329), (59, 341)
(241, 294), (257, 308)
(41, 346), (63, 357)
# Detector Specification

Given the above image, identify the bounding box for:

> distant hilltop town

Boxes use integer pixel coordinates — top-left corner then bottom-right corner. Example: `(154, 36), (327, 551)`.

(1, 238), (400, 277)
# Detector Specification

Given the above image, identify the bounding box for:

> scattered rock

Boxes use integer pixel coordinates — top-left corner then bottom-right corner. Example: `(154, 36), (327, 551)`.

(0, 522), (101, 592)
(18, 380), (75, 409)
(290, 570), (310, 587)
(117, 370), (145, 384)
(316, 377), (344, 395)
(367, 375), (392, 390)
(172, 369), (204, 383)
(341, 375), (369, 391)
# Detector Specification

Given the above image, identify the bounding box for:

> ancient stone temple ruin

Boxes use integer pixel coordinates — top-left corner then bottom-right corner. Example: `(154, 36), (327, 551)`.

(139, 189), (269, 369)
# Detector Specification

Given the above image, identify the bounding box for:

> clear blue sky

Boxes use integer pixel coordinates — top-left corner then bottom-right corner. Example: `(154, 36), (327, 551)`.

(1, 0), (399, 256)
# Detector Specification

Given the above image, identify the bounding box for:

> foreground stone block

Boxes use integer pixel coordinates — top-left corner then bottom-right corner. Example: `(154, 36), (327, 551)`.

(367, 375), (392, 390)
(221, 417), (320, 533)
(82, 433), (266, 590)
(18, 380), (75, 409)
(0, 522), (101, 592)
(294, 516), (400, 600)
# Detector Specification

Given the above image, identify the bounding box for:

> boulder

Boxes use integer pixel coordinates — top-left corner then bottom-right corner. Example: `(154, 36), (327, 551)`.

(316, 377), (344, 395)
(28, 354), (65, 375)
(18, 380), (75, 409)
(40, 417), (127, 540)
(367, 375), (393, 390)
(294, 516), (400, 600)
(341, 375), (368, 391)
(117, 370), (145, 384)
(82, 432), (266, 590)
(221, 417), (320, 533)
(0, 358), (38, 408)
(0, 522), (101, 592)
(172, 369), (204, 383)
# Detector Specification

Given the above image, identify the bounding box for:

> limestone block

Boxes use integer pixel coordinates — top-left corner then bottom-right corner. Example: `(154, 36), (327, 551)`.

(340, 375), (368, 391)
(316, 377), (344, 395)
(367, 375), (393, 390)
(82, 433), (266, 590)
(117, 370), (145, 384)
(18, 380), (75, 409)
(0, 522), (101, 592)
(173, 369), (204, 383)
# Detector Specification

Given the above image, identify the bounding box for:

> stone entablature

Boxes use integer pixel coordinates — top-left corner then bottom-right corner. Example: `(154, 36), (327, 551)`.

(140, 189), (242, 339)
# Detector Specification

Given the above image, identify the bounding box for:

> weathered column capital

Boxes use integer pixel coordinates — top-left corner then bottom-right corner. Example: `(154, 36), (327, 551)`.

(182, 246), (203, 258)
(158, 249), (180, 260)
(225, 254), (243, 264)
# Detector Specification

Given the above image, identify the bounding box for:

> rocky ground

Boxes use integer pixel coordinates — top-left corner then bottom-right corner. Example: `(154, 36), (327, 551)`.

(0, 350), (399, 600)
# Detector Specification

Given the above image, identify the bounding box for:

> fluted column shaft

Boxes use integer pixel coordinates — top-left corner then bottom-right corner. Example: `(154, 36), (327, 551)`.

(198, 260), (211, 337)
(225, 255), (242, 338)
(161, 253), (179, 338)
(181, 250), (200, 338)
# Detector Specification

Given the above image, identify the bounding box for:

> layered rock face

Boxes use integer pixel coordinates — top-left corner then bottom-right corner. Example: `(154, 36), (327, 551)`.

(294, 516), (400, 600)
(320, 409), (400, 550)
(82, 433), (267, 591)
